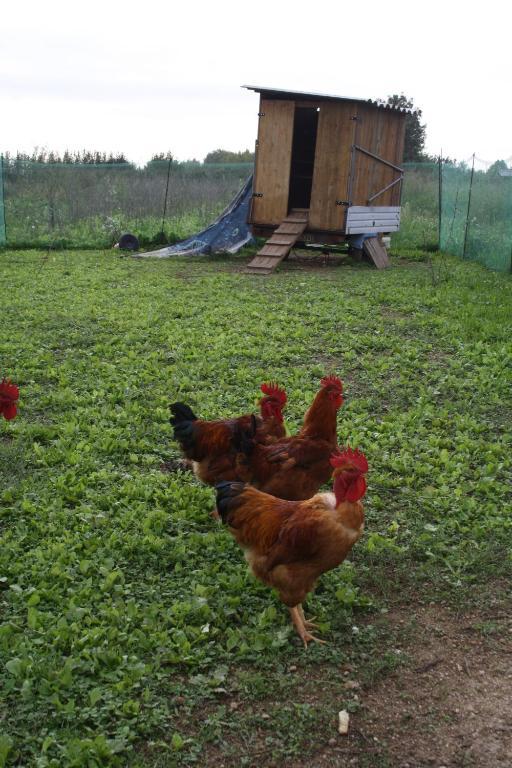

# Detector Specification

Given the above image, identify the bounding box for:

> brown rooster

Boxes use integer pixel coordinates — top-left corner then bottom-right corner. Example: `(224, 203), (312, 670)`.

(215, 447), (368, 647)
(170, 382), (287, 485)
(235, 375), (344, 500)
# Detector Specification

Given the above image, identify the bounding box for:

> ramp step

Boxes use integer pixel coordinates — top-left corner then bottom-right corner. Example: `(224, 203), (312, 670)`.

(362, 237), (390, 269)
(258, 245), (290, 257)
(245, 211), (309, 274)
(275, 224), (306, 235)
(267, 234), (297, 246)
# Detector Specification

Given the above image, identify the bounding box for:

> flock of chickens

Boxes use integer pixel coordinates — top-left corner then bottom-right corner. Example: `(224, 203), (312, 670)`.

(170, 377), (368, 647)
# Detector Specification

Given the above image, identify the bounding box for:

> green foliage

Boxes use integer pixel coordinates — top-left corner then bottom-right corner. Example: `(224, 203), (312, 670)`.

(203, 148), (255, 164)
(486, 159), (509, 176)
(2, 150), (131, 165)
(149, 152), (174, 164)
(383, 94), (427, 162)
(0, 249), (511, 766)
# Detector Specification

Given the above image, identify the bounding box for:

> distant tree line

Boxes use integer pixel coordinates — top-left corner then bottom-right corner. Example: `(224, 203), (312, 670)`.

(2, 135), (508, 173)
(203, 148), (255, 164)
(2, 149), (132, 165)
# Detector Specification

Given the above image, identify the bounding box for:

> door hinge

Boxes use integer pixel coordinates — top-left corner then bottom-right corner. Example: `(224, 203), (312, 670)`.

(336, 200), (350, 206)
(252, 192), (263, 198)
(258, 112), (265, 117)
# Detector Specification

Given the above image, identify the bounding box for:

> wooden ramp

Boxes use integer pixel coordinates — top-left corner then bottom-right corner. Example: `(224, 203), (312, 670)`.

(245, 210), (309, 275)
(363, 237), (391, 269)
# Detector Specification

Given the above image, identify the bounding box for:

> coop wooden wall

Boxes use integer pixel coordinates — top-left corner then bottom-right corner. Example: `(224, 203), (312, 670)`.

(349, 105), (406, 209)
(308, 101), (356, 230)
(250, 99), (294, 225)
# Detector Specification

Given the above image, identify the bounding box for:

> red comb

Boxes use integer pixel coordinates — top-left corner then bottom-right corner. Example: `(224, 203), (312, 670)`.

(0, 379), (19, 401)
(330, 446), (368, 473)
(260, 382), (287, 406)
(0, 378), (20, 421)
(321, 375), (343, 392)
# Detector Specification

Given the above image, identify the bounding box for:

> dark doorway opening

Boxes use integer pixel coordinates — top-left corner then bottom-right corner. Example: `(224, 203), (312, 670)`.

(288, 107), (319, 210)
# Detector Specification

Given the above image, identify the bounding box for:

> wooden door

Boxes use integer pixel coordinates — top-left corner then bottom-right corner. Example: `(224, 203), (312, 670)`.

(350, 106), (406, 207)
(250, 99), (294, 225)
(309, 102), (356, 231)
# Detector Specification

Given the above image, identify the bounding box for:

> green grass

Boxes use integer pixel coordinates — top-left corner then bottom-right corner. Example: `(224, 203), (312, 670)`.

(0, 249), (511, 766)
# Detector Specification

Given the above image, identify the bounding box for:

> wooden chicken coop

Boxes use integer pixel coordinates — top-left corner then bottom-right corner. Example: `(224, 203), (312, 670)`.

(243, 85), (407, 274)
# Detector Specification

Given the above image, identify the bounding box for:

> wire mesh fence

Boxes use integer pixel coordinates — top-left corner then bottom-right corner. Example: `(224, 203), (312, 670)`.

(0, 159), (253, 250)
(440, 161), (512, 271)
(0, 156), (510, 271)
(0, 157), (6, 247)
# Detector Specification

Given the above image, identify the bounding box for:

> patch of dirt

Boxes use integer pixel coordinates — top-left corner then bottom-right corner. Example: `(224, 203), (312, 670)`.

(284, 251), (351, 271)
(159, 458), (191, 474)
(380, 306), (409, 321)
(188, 597), (512, 768)
(289, 601), (512, 768)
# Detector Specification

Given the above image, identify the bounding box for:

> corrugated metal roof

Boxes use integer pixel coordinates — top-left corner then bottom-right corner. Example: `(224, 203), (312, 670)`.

(242, 85), (410, 113)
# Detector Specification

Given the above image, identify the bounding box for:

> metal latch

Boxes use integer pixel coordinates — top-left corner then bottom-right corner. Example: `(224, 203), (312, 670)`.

(258, 112), (265, 117)
(252, 193), (263, 198)
(335, 200), (350, 206)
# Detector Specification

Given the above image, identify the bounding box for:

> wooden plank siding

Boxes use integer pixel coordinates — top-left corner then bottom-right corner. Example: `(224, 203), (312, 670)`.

(351, 107), (406, 208)
(250, 99), (294, 226)
(308, 102), (356, 231)
(363, 237), (391, 269)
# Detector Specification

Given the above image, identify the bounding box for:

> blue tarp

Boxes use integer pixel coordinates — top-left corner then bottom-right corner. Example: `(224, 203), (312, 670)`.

(136, 175), (254, 258)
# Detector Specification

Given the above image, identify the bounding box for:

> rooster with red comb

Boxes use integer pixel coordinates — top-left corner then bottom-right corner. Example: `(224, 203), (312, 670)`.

(216, 445), (368, 647)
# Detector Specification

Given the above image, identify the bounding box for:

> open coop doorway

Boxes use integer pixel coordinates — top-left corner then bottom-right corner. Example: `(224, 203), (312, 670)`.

(287, 106), (319, 211)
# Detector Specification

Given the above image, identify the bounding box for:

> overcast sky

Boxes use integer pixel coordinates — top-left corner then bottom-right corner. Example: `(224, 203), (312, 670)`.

(2, 0), (510, 167)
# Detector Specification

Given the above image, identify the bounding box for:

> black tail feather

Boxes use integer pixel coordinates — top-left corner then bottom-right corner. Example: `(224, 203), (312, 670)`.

(170, 402), (199, 455)
(170, 402), (198, 426)
(215, 480), (247, 525)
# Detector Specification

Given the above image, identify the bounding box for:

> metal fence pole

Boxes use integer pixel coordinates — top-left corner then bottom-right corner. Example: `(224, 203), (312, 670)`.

(462, 153), (475, 260)
(161, 156), (172, 234)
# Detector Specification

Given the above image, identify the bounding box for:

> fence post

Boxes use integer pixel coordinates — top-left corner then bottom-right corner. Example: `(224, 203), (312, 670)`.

(462, 153), (475, 260)
(160, 156), (172, 235)
(438, 151), (442, 251)
(0, 155), (6, 247)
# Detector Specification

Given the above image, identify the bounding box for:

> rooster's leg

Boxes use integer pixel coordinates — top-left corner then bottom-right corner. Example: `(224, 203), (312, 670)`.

(298, 605), (320, 630)
(289, 606), (326, 649)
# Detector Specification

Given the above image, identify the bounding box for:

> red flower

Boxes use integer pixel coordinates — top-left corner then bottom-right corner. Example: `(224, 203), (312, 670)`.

(0, 378), (19, 420)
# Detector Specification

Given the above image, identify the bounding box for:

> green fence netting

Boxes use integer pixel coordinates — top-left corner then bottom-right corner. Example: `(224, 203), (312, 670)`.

(393, 162), (440, 251)
(0, 157), (510, 271)
(460, 165), (510, 272)
(0, 157), (6, 246)
(440, 163), (512, 271)
(0, 160), (253, 249)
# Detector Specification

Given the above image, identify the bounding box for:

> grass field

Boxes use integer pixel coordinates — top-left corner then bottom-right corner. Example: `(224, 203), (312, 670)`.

(1, 248), (511, 766)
